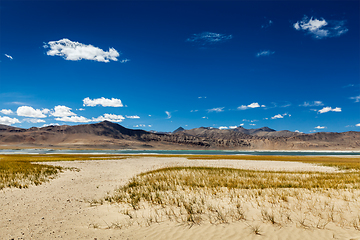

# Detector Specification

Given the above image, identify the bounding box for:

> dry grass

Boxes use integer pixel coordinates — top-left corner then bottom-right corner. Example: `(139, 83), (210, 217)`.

(105, 166), (360, 230)
(0, 154), (127, 190)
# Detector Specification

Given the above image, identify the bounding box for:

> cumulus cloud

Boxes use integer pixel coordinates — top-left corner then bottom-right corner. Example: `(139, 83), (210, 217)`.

(229, 126), (237, 129)
(42, 123), (60, 127)
(83, 97), (123, 107)
(51, 105), (76, 117)
(93, 114), (125, 122)
(165, 111), (171, 119)
(208, 107), (224, 113)
(256, 50), (275, 57)
(126, 115), (140, 119)
(5, 54), (13, 60)
(271, 113), (289, 119)
(293, 16), (348, 39)
(315, 126), (326, 129)
(219, 126), (228, 130)
(0, 109), (13, 115)
(350, 95), (360, 103)
(22, 118), (46, 123)
(55, 116), (90, 123)
(0, 116), (20, 125)
(271, 114), (284, 119)
(356, 123), (360, 127)
(186, 32), (232, 45)
(238, 102), (265, 110)
(300, 101), (324, 107)
(44, 39), (119, 62)
(318, 107), (341, 114)
(17, 106), (48, 118)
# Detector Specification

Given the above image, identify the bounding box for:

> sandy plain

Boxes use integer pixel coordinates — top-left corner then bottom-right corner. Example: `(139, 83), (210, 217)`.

(1, 157), (360, 240)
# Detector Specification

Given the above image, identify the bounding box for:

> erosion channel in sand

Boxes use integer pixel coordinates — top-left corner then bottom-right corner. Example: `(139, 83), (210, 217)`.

(1, 156), (360, 240)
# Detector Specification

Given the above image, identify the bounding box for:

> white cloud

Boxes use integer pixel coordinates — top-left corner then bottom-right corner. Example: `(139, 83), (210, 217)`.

(208, 107), (224, 113)
(23, 118), (46, 123)
(202, 116), (208, 119)
(44, 38), (119, 62)
(315, 126), (326, 129)
(120, 59), (130, 63)
(198, 96), (207, 99)
(83, 97), (123, 107)
(356, 123), (360, 127)
(249, 124), (256, 126)
(51, 105), (76, 117)
(165, 111), (171, 119)
(256, 50), (275, 57)
(0, 109), (13, 115)
(300, 101), (324, 107)
(93, 114), (125, 122)
(350, 95), (360, 103)
(17, 106), (47, 118)
(295, 130), (303, 133)
(219, 126), (228, 130)
(190, 110), (198, 112)
(310, 130), (316, 133)
(42, 123), (60, 127)
(126, 115), (140, 119)
(271, 114), (284, 119)
(78, 108), (85, 111)
(0, 116), (20, 125)
(41, 108), (51, 114)
(293, 16), (348, 39)
(240, 123), (244, 126)
(55, 116), (91, 123)
(5, 54), (13, 60)
(229, 126), (237, 129)
(186, 32), (232, 45)
(238, 102), (265, 110)
(318, 107), (341, 114)
(271, 113), (289, 119)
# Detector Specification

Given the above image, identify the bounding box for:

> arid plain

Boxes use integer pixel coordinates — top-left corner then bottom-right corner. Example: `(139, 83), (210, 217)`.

(1, 155), (360, 240)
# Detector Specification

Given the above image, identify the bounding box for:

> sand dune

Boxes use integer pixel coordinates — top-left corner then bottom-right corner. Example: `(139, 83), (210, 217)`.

(1, 157), (360, 239)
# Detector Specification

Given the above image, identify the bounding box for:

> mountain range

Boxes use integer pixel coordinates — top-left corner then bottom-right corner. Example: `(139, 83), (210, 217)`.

(0, 121), (359, 150)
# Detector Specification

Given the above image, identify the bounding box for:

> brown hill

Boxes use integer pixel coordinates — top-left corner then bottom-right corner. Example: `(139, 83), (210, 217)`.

(0, 121), (359, 150)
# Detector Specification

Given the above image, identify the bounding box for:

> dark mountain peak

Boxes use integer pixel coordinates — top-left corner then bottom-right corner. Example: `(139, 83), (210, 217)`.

(257, 127), (276, 132)
(173, 127), (185, 133)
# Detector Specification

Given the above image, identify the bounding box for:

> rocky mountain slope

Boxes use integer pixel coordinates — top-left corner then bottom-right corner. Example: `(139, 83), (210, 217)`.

(0, 121), (359, 150)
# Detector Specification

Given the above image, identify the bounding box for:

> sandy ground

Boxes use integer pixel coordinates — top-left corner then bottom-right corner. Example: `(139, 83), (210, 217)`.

(1, 157), (360, 240)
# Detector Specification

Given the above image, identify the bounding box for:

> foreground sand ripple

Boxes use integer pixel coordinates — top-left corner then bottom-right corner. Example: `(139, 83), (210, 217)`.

(1, 157), (359, 240)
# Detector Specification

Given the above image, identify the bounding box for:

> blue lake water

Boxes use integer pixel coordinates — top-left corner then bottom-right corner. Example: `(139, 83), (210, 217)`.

(0, 149), (359, 156)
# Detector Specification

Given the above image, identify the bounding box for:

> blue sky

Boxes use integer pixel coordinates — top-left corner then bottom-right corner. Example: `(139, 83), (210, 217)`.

(0, 1), (359, 133)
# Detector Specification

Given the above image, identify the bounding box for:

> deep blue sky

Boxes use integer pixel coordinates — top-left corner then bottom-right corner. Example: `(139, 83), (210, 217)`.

(0, 1), (359, 133)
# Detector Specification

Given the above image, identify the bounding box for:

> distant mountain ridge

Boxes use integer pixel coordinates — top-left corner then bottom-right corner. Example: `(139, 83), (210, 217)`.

(0, 121), (359, 150)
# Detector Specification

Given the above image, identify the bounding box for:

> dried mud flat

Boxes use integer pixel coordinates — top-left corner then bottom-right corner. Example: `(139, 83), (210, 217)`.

(1, 157), (360, 240)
